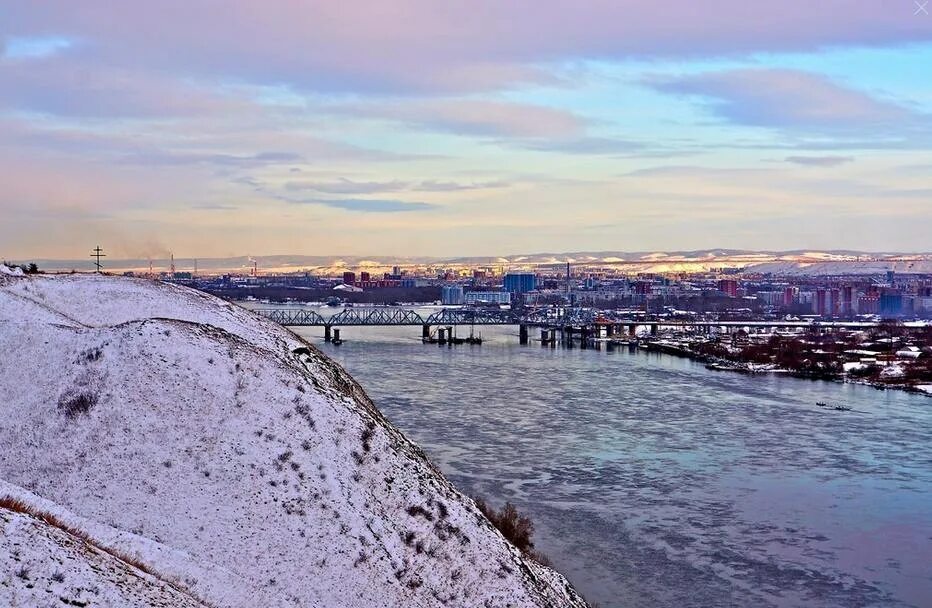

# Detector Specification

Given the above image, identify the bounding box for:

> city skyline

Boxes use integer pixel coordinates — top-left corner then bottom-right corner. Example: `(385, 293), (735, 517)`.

(2, 2), (931, 258)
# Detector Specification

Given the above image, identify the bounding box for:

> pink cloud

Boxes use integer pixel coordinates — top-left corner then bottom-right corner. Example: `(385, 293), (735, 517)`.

(2, 1), (929, 95)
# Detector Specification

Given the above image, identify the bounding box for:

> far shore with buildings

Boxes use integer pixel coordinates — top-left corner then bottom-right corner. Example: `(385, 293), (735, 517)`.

(5, 254), (931, 394)
(157, 261), (932, 320)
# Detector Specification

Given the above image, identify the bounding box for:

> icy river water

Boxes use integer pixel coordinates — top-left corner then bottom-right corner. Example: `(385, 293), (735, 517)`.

(287, 310), (931, 608)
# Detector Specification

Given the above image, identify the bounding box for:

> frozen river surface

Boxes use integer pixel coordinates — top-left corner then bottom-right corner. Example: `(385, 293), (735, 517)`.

(291, 318), (931, 608)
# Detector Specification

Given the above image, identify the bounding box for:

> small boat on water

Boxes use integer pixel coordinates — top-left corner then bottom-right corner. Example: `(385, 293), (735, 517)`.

(833, 405), (852, 411)
(816, 401), (827, 407)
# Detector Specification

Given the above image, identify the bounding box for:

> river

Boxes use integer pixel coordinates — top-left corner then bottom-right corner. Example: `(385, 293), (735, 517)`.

(280, 306), (930, 607)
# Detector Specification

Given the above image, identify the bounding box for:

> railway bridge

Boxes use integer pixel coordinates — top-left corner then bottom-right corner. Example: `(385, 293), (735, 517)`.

(254, 307), (896, 344)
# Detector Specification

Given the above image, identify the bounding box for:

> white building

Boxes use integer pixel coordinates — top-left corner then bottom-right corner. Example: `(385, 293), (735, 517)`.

(465, 291), (511, 305)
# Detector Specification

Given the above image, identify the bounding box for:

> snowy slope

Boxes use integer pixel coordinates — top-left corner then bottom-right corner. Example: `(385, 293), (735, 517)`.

(1, 502), (209, 607)
(0, 270), (588, 608)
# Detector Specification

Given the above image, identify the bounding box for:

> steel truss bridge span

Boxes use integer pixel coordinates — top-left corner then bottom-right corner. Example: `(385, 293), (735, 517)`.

(254, 307), (901, 330)
(255, 307), (529, 327)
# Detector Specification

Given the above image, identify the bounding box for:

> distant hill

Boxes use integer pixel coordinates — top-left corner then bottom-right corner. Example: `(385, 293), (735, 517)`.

(0, 269), (587, 607)
(15, 249), (932, 276)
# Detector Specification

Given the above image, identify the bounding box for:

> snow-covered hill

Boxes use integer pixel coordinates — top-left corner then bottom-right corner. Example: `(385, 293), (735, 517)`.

(742, 259), (932, 276)
(0, 270), (588, 607)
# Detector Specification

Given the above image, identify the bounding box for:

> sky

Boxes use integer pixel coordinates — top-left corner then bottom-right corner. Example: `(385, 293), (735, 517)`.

(1, 1), (930, 259)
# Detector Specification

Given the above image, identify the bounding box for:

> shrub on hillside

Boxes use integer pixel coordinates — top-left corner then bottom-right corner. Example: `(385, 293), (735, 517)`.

(472, 496), (535, 554)
(58, 390), (98, 418)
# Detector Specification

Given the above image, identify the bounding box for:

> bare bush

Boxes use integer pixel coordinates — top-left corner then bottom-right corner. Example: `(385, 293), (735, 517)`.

(58, 390), (98, 418)
(473, 496), (536, 555)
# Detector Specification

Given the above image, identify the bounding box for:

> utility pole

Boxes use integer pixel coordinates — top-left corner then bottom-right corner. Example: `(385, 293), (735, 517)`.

(91, 246), (106, 273)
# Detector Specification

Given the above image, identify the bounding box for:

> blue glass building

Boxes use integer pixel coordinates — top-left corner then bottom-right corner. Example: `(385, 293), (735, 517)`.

(503, 273), (537, 293)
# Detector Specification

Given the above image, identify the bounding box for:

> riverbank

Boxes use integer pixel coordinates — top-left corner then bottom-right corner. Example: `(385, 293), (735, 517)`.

(640, 338), (932, 396)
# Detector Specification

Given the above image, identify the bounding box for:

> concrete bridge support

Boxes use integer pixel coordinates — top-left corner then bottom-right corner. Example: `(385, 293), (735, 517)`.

(519, 324), (529, 345)
(422, 324), (431, 340)
(324, 324), (332, 342)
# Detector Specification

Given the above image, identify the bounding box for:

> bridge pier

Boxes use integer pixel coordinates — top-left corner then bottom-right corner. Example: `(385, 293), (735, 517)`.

(422, 324), (431, 340)
(650, 323), (658, 336)
(628, 323), (636, 336)
(324, 324), (332, 342)
(519, 324), (529, 345)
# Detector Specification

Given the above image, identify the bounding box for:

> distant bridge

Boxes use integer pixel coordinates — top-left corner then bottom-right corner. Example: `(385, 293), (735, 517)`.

(255, 307), (570, 328)
(254, 307), (908, 343)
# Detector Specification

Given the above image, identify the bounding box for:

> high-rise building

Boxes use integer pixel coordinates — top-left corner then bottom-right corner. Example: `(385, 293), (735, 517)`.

(880, 293), (903, 317)
(783, 286), (796, 307)
(858, 294), (880, 315)
(441, 285), (465, 305)
(718, 279), (738, 298)
(841, 285), (854, 315)
(814, 288), (827, 316)
(360, 271), (371, 282)
(503, 273), (537, 294)
(342, 271), (355, 284)
(634, 281), (653, 295)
